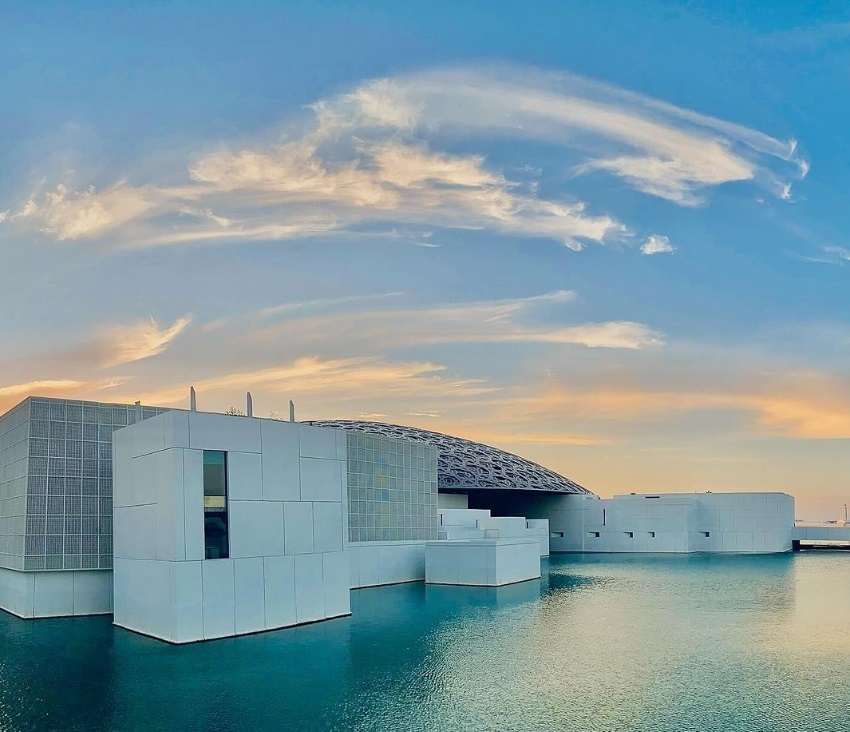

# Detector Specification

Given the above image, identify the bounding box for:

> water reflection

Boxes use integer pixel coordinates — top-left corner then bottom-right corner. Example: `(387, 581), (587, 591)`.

(0, 554), (847, 732)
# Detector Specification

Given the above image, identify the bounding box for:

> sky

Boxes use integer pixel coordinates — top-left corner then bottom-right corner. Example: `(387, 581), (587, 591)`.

(1, 0), (849, 518)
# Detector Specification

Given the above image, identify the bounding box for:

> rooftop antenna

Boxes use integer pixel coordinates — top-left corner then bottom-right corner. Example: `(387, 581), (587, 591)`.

(246, 392), (253, 418)
(289, 400), (295, 423)
(190, 386), (197, 412)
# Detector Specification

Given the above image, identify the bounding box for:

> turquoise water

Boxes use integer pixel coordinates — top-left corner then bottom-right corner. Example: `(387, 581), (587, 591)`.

(1, 553), (848, 731)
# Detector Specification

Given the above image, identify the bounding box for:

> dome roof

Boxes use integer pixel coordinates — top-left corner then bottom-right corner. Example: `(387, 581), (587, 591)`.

(304, 420), (593, 495)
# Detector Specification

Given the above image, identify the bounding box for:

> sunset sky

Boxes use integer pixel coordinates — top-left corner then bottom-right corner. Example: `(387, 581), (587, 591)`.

(1, 1), (849, 518)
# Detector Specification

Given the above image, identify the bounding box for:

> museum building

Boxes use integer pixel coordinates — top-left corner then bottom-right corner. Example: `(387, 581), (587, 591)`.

(0, 395), (795, 643)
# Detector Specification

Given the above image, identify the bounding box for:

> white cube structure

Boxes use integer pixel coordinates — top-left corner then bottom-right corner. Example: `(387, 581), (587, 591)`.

(112, 411), (350, 643)
(425, 538), (541, 587)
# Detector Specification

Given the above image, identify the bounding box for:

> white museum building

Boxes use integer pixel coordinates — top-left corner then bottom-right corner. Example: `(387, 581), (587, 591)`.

(0, 396), (797, 643)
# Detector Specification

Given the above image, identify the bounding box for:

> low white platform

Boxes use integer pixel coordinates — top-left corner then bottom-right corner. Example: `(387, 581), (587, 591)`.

(425, 538), (541, 587)
(0, 567), (112, 618)
(348, 540), (428, 588)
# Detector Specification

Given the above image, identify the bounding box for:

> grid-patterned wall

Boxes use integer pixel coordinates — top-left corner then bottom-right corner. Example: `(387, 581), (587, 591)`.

(23, 397), (169, 571)
(346, 431), (438, 542)
(0, 401), (30, 570)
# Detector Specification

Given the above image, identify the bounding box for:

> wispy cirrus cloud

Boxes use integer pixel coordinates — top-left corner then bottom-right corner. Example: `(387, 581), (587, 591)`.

(251, 290), (664, 351)
(0, 64), (804, 251)
(507, 368), (850, 440)
(640, 234), (676, 255)
(123, 355), (496, 408)
(95, 315), (192, 367)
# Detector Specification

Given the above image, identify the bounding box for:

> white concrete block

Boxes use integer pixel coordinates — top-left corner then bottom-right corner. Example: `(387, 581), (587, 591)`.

(228, 451), (263, 501)
(229, 501), (284, 558)
(294, 553), (325, 623)
(260, 420), (301, 501)
(234, 557), (266, 635)
(439, 509), (490, 528)
(189, 411), (261, 453)
(284, 502), (314, 554)
(300, 457), (342, 502)
(202, 561), (236, 640)
(312, 502), (343, 554)
(263, 555), (297, 630)
(299, 424), (338, 460)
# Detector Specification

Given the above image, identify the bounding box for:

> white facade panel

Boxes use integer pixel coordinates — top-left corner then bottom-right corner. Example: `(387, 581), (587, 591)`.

(299, 425), (338, 460)
(299, 457), (342, 502)
(202, 560), (236, 640)
(294, 553), (325, 623)
(170, 561), (203, 643)
(322, 551), (350, 618)
(234, 557), (266, 635)
(227, 452), (263, 501)
(229, 501), (284, 558)
(183, 449), (205, 561)
(156, 449), (185, 561)
(283, 502), (314, 555)
(312, 502), (343, 554)
(259, 420), (301, 501)
(188, 412), (261, 453)
(263, 555), (297, 630)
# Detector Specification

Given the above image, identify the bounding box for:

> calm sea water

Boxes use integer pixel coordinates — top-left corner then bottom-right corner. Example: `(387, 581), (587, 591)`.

(1, 553), (847, 732)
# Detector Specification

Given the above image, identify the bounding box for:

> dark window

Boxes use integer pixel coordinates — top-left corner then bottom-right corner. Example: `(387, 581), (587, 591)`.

(648, 531), (656, 538)
(587, 531), (600, 538)
(602, 508), (606, 526)
(700, 531), (710, 538)
(203, 451), (229, 559)
(624, 532), (634, 538)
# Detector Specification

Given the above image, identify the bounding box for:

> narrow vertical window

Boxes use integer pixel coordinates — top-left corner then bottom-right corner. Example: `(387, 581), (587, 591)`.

(203, 450), (229, 559)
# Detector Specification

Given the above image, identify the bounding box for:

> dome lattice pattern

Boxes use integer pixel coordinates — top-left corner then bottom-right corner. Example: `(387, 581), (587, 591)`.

(305, 420), (593, 495)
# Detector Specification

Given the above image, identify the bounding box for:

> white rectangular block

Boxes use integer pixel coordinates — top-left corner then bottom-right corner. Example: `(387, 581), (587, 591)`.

(426, 539), (540, 587)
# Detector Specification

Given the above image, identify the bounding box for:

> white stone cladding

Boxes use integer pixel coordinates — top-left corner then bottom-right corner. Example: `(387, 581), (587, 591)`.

(534, 491), (794, 553)
(112, 411), (350, 643)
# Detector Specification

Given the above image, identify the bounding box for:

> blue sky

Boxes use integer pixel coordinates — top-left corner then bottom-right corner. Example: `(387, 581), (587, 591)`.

(1, 1), (849, 517)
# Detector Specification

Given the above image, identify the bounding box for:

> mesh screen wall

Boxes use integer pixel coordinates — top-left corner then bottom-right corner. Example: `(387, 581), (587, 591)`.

(19, 397), (168, 571)
(346, 432), (438, 542)
(0, 400), (30, 570)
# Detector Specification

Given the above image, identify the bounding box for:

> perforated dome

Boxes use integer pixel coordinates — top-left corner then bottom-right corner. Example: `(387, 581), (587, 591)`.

(304, 420), (593, 495)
